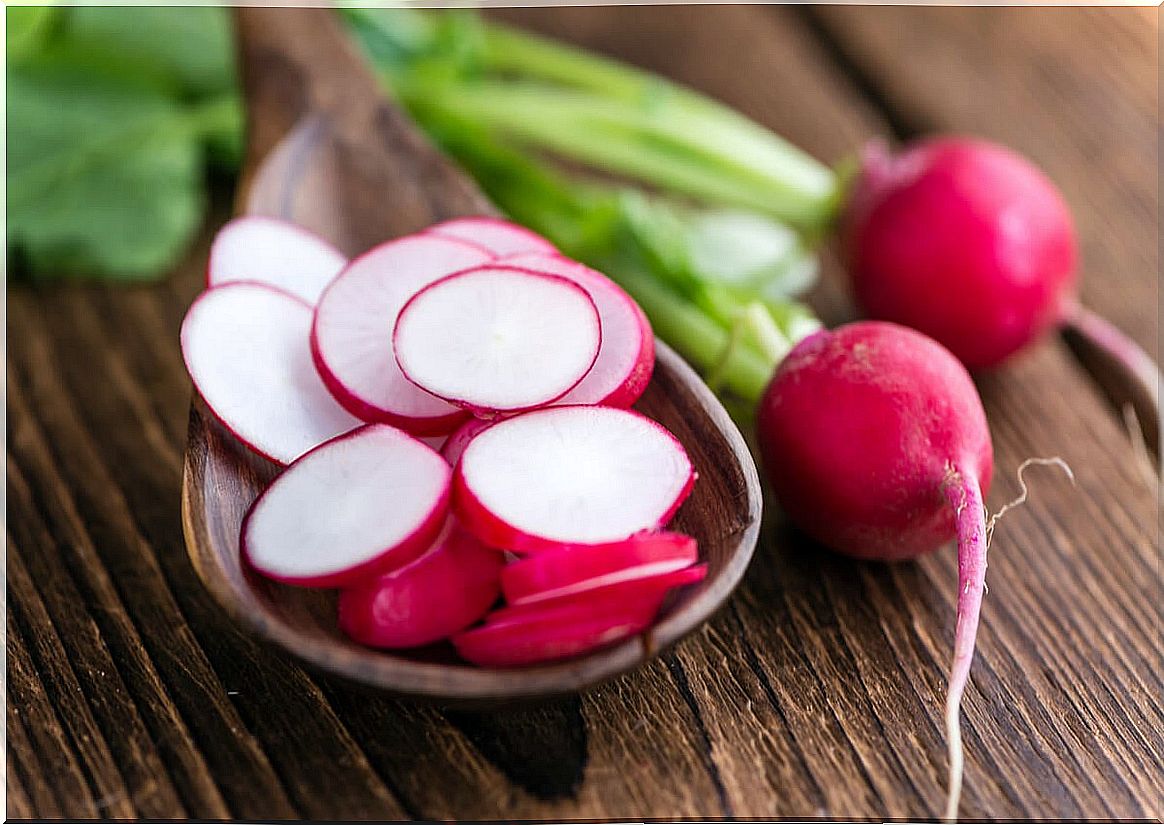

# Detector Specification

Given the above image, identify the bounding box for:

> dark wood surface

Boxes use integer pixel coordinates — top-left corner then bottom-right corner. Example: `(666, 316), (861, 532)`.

(6, 5), (1160, 820)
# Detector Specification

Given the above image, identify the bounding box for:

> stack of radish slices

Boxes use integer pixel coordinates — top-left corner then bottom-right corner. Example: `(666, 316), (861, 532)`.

(183, 215), (707, 667)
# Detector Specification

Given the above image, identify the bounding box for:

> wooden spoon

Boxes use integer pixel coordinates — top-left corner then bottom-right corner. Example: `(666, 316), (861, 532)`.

(181, 6), (761, 702)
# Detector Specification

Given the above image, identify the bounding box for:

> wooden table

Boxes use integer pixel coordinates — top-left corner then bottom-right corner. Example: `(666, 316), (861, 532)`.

(6, 6), (1160, 820)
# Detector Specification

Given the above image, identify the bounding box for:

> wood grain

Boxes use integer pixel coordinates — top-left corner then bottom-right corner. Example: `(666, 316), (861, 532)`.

(7, 5), (1161, 820)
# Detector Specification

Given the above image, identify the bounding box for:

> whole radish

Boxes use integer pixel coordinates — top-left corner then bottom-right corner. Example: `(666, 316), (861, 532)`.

(757, 320), (992, 820)
(844, 138), (1160, 433)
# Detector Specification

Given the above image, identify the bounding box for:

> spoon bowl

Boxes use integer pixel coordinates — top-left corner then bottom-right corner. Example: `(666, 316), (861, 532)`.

(180, 6), (761, 703)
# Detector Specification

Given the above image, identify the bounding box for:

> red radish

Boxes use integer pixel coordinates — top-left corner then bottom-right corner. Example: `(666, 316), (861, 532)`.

(486, 564), (707, 625)
(207, 216), (347, 305)
(311, 235), (491, 435)
(849, 139), (1160, 470)
(756, 320), (992, 820)
(454, 406), (695, 553)
(427, 216), (557, 257)
(241, 425), (451, 588)
(502, 531), (698, 605)
(452, 601), (654, 667)
(181, 282), (360, 465)
(337, 520), (503, 648)
(393, 266), (602, 414)
(502, 253), (655, 407)
(440, 417), (494, 467)
(418, 435), (448, 452)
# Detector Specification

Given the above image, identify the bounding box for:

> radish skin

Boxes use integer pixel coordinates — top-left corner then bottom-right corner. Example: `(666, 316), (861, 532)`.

(757, 321), (993, 819)
(440, 418), (494, 467)
(452, 605), (653, 667)
(337, 521), (503, 649)
(427, 216), (558, 257)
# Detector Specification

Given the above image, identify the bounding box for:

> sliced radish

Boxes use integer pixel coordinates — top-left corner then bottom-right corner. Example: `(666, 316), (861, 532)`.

(487, 563), (708, 625)
(393, 267), (602, 414)
(311, 235), (492, 435)
(337, 520), (503, 648)
(427, 216), (557, 257)
(241, 425), (451, 588)
(440, 418), (494, 467)
(454, 406), (696, 552)
(503, 253), (654, 407)
(181, 282), (361, 465)
(419, 435), (448, 452)
(453, 601), (654, 667)
(501, 532), (699, 606)
(207, 216), (347, 305)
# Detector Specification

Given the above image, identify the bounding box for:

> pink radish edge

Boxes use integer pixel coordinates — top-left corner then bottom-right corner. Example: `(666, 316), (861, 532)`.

(425, 216), (558, 257)
(441, 418), (494, 467)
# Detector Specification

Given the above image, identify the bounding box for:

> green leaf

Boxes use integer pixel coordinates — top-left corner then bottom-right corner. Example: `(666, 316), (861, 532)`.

(6, 65), (205, 281)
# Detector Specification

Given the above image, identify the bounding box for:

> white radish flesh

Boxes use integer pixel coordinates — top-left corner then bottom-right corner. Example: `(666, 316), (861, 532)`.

(454, 406), (695, 552)
(207, 216), (347, 305)
(242, 425), (451, 587)
(337, 520), (503, 648)
(181, 283), (361, 465)
(311, 235), (492, 434)
(501, 532), (698, 605)
(427, 216), (557, 257)
(503, 253), (654, 407)
(393, 267), (601, 414)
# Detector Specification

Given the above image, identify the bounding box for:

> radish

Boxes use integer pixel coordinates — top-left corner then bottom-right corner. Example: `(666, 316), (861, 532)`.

(337, 519), (503, 648)
(501, 531), (698, 605)
(452, 601), (655, 667)
(418, 435), (448, 453)
(502, 253), (655, 407)
(486, 563), (707, 625)
(207, 216), (347, 305)
(427, 216), (558, 257)
(756, 320), (992, 820)
(393, 266), (602, 414)
(241, 425), (451, 588)
(845, 137), (1158, 402)
(440, 417), (494, 467)
(311, 234), (492, 435)
(454, 406), (695, 553)
(180, 282), (361, 465)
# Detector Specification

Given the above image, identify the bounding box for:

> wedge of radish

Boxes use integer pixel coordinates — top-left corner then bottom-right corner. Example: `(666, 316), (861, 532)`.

(337, 519), (503, 648)
(394, 267), (602, 414)
(501, 532), (699, 605)
(454, 406), (695, 552)
(427, 216), (557, 257)
(181, 283), (361, 465)
(311, 235), (491, 435)
(487, 563), (708, 625)
(241, 425), (451, 587)
(207, 216), (347, 305)
(440, 418), (494, 467)
(503, 253), (654, 407)
(452, 602), (653, 667)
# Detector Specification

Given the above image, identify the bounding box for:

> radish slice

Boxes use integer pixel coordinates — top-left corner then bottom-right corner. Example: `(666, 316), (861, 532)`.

(501, 532), (699, 605)
(503, 253), (654, 407)
(207, 216), (347, 305)
(311, 235), (492, 435)
(452, 603), (653, 667)
(181, 283), (361, 465)
(454, 406), (696, 552)
(241, 425), (451, 588)
(440, 418), (494, 467)
(393, 267), (602, 414)
(427, 216), (557, 257)
(337, 520), (503, 648)
(419, 435), (448, 452)
(488, 564), (708, 625)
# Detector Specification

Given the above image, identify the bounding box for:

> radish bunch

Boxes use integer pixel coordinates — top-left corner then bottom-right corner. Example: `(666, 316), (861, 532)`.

(183, 216), (705, 664)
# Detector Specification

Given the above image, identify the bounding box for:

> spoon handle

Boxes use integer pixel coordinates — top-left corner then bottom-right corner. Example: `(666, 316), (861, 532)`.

(231, 7), (494, 250)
